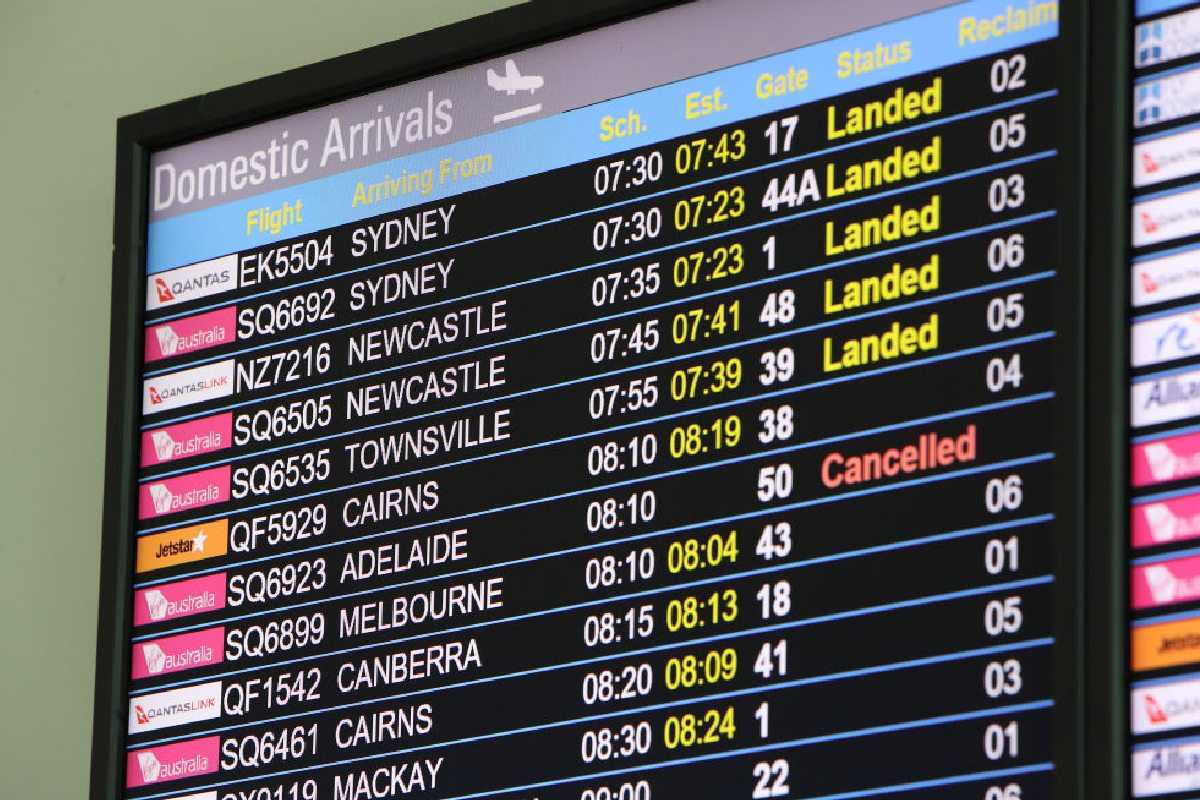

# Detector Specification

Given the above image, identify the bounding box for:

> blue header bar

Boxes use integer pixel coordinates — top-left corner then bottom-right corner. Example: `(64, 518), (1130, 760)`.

(145, 0), (1057, 275)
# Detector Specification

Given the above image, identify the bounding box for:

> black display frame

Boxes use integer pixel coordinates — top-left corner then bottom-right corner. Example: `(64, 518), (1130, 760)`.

(91, 1), (1125, 798)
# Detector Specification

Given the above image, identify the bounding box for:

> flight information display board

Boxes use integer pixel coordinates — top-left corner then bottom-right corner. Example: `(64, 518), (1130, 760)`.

(95, 1), (1080, 799)
(1129, 0), (1200, 795)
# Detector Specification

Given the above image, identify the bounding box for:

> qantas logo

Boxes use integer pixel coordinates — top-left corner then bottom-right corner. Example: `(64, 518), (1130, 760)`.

(1133, 247), (1200, 308)
(1148, 694), (1170, 724)
(1134, 677), (1200, 734)
(1133, 186), (1200, 249)
(146, 255), (237, 311)
(155, 279), (175, 303)
(1135, 125), (1200, 189)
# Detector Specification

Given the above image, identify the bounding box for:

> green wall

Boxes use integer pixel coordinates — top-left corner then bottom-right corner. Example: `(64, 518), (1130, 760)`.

(0, 1), (520, 795)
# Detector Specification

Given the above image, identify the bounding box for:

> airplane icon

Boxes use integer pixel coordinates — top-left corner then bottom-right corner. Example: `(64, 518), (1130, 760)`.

(487, 60), (544, 95)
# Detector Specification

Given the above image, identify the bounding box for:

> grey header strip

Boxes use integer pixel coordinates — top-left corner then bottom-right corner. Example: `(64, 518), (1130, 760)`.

(149, 0), (956, 222)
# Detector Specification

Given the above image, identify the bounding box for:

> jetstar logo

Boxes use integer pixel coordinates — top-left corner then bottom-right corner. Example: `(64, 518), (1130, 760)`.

(145, 255), (237, 311)
(135, 520), (228, 574)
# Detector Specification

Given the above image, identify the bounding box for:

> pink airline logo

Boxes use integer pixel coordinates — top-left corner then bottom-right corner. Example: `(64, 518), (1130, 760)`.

(1134, 493), (1200, 548)
(139, 465), (230, 520)
(133, 573), (226, 626)
(145, 307), (236, 362)
(141, 413), (232, 467)
(126, 736), (219, 788)
(131, 627), (224, 680)
(1133, 432), (1200, 486)
(1134, 554), (1200, 608)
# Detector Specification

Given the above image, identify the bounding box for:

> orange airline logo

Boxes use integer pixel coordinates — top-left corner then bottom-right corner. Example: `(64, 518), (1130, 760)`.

(136, 520), (227, 573)
(1133, 615), (1200, 671)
